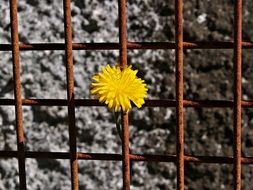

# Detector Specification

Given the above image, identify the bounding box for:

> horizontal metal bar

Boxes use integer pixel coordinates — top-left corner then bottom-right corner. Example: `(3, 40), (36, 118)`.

(0, 42), (253, 51)
(0, 151), (252, 164)
(0, 99), (253, 108)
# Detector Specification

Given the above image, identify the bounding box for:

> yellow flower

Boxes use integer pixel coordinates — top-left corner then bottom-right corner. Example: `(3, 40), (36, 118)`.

(91, 64), (148, 113)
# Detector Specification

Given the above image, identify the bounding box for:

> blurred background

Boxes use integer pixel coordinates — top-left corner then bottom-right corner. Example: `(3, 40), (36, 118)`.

(0, 0), (253, 189)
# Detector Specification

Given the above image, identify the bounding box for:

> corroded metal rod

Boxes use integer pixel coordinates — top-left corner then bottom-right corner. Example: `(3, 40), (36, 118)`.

(1, 151), (253, 165)
(175, 0), (184, 189)
(233, 0), (242, 189)
(9, 0), (27, 189)
(63, 0), (79, 189)
(118, 0), (130, 189)
(1, 41), (253, 51)
(1, 99), (253, 108)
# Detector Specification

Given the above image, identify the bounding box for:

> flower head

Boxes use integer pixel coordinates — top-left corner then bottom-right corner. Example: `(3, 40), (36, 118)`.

(91, 64), (148, 113)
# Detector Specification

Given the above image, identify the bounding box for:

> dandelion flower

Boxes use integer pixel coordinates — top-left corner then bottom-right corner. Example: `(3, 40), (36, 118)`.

(91, 65), (148, 113)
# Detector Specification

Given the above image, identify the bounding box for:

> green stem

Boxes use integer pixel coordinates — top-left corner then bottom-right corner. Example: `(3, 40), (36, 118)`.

(114, 111), (122, 142)
(113, 111), (133, 177)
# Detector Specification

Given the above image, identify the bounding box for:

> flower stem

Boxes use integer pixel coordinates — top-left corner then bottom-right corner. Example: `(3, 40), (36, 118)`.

(113, 111), (133, 178)
(114, 111), (122, 142)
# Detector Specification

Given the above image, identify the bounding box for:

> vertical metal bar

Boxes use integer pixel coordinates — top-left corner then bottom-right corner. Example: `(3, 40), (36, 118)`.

(118, 0), (130, 189)
(175, 0), (184, 189)
(118, 0), (127, 69)
(63, 0), (79, 189)
(233, 0), (242, 189)
(9, 0), (27, 189)
(121, 112), (130, 190)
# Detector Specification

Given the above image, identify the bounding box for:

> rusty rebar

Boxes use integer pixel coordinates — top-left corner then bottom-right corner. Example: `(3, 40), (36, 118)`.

(175, 0), (184, 189)
(118, 0), (130, 189)
(2, 99), (253, 108)
(2, 151), (253, 165)
(9, 0), (27, 189)
(1, 41), (253, 51)
(63, 0), (79, 189)
(233, 0), (242, 189)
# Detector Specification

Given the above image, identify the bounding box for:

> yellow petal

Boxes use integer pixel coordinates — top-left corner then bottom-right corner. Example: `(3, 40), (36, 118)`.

(90, 64), (148, 112)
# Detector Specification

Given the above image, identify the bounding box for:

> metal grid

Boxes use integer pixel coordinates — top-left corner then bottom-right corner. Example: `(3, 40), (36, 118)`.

(0, 0), (251, 189)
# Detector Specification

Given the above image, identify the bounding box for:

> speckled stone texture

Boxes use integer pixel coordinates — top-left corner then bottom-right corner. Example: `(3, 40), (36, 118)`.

(0, 0), (253, 189)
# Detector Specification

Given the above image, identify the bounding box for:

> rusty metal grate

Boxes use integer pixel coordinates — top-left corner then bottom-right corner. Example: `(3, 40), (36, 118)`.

(0, 0), (251, 189)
